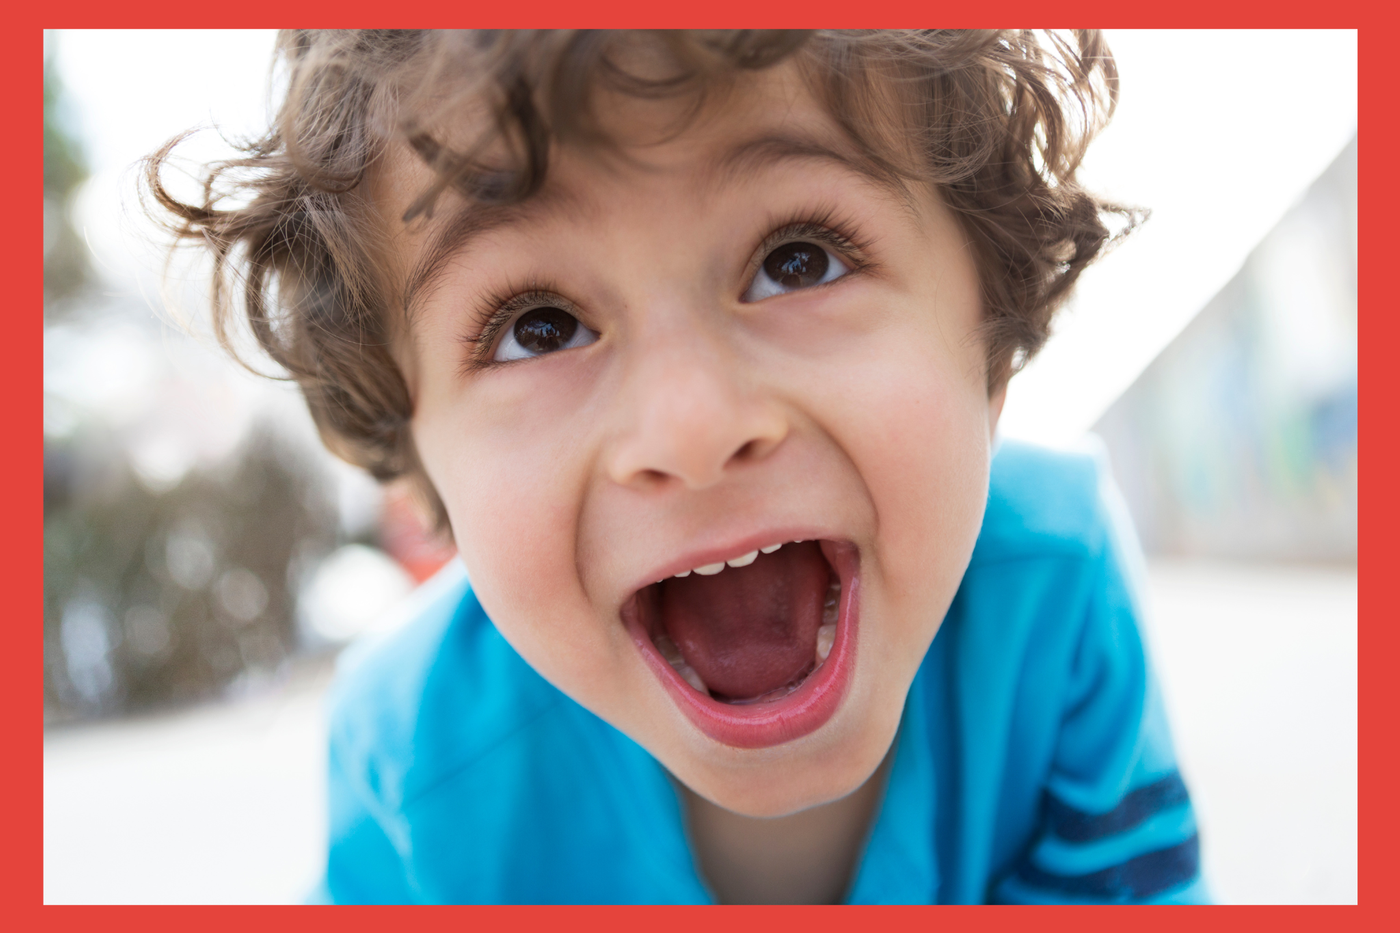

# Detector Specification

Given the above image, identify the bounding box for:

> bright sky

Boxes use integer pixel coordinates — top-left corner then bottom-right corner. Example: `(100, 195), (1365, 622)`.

(52, 29), (1358, 446)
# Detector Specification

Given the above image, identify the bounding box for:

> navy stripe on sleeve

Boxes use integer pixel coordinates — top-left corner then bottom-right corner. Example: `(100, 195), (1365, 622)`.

(1044, 772), (1191, 843)
(1008, 834), (1201, 902)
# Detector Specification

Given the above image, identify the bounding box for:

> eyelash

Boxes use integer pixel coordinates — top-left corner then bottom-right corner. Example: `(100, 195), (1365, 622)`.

(459, 283), (577, 374)
(748, 209), (873, 285)
(458, 210), (873, 373)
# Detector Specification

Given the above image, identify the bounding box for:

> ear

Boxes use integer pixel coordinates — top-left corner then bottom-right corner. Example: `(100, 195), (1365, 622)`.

(988, 382), (1008, 436)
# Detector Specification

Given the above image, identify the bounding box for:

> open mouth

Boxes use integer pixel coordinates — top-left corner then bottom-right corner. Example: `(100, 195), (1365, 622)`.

(621, 538), (859, 749)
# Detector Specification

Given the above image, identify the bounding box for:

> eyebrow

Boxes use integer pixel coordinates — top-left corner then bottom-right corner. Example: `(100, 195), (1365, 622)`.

(400, 201), (533, 327)
(705, 132), (917, 213)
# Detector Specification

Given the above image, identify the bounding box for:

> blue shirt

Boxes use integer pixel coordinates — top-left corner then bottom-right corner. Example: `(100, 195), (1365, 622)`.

(320, 441), (1207, 904)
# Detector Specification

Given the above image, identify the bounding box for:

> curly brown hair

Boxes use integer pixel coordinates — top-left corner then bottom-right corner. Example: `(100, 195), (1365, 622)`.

(144, 29), (1137, 532)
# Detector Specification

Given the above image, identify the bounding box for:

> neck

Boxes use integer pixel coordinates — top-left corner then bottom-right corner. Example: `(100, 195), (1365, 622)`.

(678, 750), (893, 905)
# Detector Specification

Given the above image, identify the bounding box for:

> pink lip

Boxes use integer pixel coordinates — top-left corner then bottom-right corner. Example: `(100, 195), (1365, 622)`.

(622, 539), (860, 750)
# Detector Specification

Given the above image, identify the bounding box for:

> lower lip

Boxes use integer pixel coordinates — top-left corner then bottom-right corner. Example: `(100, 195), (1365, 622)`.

(624, 540), (860, 750)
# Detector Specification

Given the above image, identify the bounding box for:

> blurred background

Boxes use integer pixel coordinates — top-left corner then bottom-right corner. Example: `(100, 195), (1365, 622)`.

(43, 30), (1357, 903)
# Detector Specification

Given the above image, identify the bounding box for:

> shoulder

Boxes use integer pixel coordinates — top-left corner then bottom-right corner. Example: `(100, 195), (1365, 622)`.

(326, 560), (565, 816)
(970, 438), (1120, 566)
(924, 441), (1188, 901)
(946, 437), (1150, 709)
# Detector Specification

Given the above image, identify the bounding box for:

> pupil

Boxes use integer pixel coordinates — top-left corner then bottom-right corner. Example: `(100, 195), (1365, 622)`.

(764, 241), (828, 289)
(514, 307), (578, 354)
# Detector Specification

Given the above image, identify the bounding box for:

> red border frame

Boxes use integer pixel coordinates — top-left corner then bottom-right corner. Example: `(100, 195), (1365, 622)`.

(25, 5), (1391, 927)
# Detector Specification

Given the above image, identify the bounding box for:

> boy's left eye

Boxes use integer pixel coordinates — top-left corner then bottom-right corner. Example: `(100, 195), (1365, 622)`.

(742, 241), (851, 302)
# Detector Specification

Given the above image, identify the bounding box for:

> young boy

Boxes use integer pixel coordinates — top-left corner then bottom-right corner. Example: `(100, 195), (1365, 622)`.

(149, 29), (1206, 904)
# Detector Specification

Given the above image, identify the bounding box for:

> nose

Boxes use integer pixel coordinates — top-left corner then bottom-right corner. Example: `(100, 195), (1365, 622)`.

(605, 329), (789, 492)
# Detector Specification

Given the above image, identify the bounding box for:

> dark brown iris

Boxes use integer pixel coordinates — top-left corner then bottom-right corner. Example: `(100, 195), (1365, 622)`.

(763, 241), (828, 289)
(514, 307), (578, 354)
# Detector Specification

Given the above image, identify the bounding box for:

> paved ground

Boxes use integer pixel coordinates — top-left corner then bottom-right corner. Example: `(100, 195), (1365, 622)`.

(44, 657), (335, 904)
(1141, 560), (1356, 904)
(43, 559), (1356, 904)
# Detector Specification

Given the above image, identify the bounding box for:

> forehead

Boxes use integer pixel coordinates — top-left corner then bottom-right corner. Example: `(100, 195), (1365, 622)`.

(372, 60), (917, 314)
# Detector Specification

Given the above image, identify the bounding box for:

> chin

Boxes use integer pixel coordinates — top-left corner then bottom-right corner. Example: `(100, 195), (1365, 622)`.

(673, 699), (901, 818)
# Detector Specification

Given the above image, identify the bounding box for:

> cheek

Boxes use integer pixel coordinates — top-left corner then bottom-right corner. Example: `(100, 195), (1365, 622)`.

(866, 252), (993, 607)
(819, 316), (991, 621)
(412, 381), (603, 671)
(866, 366), (990, 597)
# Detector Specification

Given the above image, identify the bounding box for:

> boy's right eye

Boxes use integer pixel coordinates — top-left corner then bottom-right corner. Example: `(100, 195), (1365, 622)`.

(494, 305), (599, 362)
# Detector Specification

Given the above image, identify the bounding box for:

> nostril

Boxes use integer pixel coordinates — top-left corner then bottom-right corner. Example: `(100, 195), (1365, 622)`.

(635, 468), (670, 488)
(731, 436), (778, 465)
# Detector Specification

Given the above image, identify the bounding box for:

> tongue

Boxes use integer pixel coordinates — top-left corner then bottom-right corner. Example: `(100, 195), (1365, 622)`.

(660, 542), (828, 701)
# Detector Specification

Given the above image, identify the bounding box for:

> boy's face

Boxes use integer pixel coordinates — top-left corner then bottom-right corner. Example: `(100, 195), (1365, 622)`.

(382, 62), (1003, 817)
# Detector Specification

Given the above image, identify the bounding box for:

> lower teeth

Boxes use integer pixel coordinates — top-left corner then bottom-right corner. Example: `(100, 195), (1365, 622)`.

(654, 632), (710, 695)
(816, 575), (839, 661)
(656, 574), (843, 700)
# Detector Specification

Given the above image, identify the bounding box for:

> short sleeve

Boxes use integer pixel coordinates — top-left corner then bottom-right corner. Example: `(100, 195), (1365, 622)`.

(322, 730), (420, 904)
(989, 461), (1209, 904)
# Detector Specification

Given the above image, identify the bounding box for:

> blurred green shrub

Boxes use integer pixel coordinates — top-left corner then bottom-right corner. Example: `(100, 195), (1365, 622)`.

(43, 424), (339, 723)
(44, 36), (90, 314)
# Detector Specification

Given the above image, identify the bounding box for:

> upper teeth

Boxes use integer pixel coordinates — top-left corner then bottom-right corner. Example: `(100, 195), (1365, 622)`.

(671, 541), (794, 579)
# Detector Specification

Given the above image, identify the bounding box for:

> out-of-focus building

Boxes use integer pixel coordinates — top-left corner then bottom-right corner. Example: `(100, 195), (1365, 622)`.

(1094, 137), (1357, 562)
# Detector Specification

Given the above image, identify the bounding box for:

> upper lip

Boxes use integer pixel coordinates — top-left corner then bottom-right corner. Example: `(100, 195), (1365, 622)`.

(626, 527), (842, 597)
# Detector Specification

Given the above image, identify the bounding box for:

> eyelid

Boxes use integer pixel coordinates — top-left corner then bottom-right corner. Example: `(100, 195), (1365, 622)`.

(743, 215), (871, 295)
(756, 220), (863, 262)
(460, 286), (587, 372)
